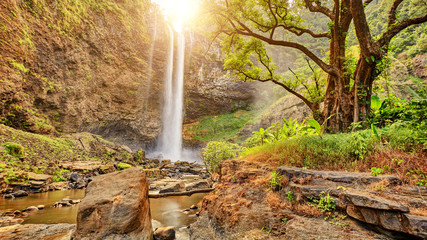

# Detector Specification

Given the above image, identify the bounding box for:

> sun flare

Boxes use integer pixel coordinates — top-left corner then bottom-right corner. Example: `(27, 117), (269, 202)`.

(152, 0), (198, 32)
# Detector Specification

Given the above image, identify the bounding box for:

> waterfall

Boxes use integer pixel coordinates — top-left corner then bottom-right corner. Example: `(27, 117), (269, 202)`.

(157, 27), (185, 161)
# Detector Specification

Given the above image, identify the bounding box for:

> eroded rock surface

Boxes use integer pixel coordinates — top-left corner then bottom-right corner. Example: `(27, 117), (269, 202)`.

(0, 224), (75, 240)
(190, 160), (425, 239)
(73, 168), (152, 240)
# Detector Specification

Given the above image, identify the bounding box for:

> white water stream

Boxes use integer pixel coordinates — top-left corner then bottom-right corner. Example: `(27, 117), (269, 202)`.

(156, 27), (185, 161)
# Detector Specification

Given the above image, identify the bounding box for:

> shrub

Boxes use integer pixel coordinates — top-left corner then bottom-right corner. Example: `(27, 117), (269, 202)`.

(3, 142), (25, 158)
(370, 167), (384, 176)
(202, 141), (242, 173)
(117, 162), (132, 170)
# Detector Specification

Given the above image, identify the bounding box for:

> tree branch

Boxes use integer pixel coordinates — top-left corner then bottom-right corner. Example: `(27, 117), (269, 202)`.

(378, 13), (427, 47)
(230, 19), (337, 76)
(363, 0), (375, 8)
(278, 25), (331, 38)
(303, 0), (334, 20)
(306, 58), (321, 93)
(350, 0), (376, 55)
(388, 0), (404, 27)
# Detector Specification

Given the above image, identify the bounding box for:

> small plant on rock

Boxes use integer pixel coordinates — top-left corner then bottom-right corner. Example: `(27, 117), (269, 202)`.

(52, 176), (67, 182)
(308, 191), (336, 213)
(268, 171), (283, 191)
(371, 167), (384, 176)
(281, 217), (288, 224)
(286, 191), (295, 203)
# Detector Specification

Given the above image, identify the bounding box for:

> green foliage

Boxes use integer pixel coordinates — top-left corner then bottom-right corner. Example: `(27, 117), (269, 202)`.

(105, 151), (112, 158)
(3, 142), (25, 158)
(202, 141), (241, 173)
(0, 124), (125, 176)
(117, 162), (132, 171)
(267, 171), (283, 191)
(348, 131), (373, 160)
(280, 118), (306, 139)
(52, 176), (67, 182)
(407, 169), (427, 187)
(2, 170), (28, 184)
(10, 59), (29, 73)
(370, 167), (384, 177)
(191, 111), (255, 142)
(369, 93), (426, 146)
(246, 118), (310, 148)
(281, 217), (288, 224)
(369, 94), (408, 127)
(286, 191), (295, 203)
(136, 149), (145, 163)
(252, 127), (273, 145)
(308, 191), (336, 213)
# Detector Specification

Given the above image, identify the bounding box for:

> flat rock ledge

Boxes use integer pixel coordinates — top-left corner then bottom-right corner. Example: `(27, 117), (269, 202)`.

(190, 160), (426, 240)
(0, 223), (75, 240)
(278, 166), (427, 239)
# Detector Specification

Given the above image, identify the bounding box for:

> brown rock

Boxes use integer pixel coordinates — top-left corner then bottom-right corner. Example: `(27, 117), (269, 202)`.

(24, 206), (39, 212)
(343, 192), (409, 212)
(185, 180), (211, 191)
(159, 181), (186, 194)
(73, 168), (152, 240)
(154, 226), (175, 240)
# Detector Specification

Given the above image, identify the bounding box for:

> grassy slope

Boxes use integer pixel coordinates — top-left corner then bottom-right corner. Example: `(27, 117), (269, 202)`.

(185, 110), (260, 142)
(0, 124), (135, 183)
(239, 126), (426, 186)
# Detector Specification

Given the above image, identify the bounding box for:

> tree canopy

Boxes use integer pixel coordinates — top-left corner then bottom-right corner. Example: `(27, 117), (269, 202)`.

(201, 0), (427, 131)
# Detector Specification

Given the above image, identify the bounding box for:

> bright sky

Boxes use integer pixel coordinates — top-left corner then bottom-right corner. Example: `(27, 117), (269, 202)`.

(151, 0), (199, 32)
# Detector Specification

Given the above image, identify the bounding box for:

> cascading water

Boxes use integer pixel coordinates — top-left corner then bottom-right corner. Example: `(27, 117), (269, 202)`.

(156, 26), (185, 161)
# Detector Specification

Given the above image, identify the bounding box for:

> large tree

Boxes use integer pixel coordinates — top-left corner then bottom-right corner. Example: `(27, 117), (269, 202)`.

(202, 0), (427, 131)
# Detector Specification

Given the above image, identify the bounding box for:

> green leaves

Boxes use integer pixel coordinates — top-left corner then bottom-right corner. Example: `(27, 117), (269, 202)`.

(202, 141), (242, 173)
(268, 170), (283, 191)
(307, 119), (321, 132)
(370, 95), (381, 110)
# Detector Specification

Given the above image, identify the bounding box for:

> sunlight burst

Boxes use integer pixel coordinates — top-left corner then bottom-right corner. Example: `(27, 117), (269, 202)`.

(152, 0), (198, 32)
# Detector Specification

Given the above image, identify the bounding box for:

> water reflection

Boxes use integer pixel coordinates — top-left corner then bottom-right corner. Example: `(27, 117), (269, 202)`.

(0, 189), (85, 224)
(0, 190), (205, 227)
(149, 193), (205, 227)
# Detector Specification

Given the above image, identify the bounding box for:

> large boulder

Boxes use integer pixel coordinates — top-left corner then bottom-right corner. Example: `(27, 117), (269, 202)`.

(73, 168), (153, 240)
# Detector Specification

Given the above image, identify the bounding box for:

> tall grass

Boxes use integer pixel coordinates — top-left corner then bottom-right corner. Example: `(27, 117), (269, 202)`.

(240, 126), (426, 175)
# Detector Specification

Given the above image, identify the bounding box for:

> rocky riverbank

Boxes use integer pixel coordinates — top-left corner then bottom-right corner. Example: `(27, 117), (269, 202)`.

(2, 159), (426, 239)
(190, 160), (427, 240)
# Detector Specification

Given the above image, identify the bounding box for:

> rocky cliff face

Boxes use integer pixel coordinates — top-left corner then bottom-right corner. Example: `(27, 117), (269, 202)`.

(0, 0), (254, 150)
(184, 35), (255, 123)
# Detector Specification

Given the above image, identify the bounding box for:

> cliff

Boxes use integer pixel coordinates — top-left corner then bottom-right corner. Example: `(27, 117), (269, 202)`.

(0, 0), (254, 149)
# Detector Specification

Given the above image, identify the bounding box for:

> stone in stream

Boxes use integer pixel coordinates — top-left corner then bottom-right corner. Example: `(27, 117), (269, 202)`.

(37, 205), (45, 210)
(159, 181), (186, 194)
(0, 216), (24, 227)
(4, 190), (28, 198)
(154, 226), (175, 240)
(185, 180), (211, 191)
(70, 172), (79, 182)
(73, 167), (152, 240)
(24, 206), (39, 212)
